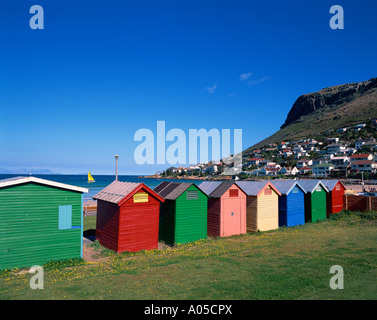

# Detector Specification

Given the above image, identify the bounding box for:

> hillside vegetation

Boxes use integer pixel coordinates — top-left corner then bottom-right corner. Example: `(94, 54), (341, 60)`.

(246, 78), (377, 152)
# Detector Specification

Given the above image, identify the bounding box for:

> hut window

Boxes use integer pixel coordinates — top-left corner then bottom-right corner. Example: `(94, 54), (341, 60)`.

(316, 186), (322, 192)
(58, 205), (72, 230)
(229, 189), (238, 197)
(264, 188), (272, 195)
(187, 190), (198, 200)
(134, 192), (148, 203)
(335, 185), (341, 191)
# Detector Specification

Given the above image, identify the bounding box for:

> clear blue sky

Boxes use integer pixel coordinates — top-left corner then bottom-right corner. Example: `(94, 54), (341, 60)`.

(1, 0), (376, 175)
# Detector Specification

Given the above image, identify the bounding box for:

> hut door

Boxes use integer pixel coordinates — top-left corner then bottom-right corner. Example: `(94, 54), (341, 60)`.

(222, 198), (241, 236)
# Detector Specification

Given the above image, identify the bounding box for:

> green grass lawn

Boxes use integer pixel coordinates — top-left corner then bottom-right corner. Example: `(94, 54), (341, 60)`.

(1, 212), (377, 300)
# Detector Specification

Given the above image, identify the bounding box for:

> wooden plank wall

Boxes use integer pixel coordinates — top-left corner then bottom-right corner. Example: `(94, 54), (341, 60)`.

(343, 195), (377, 212)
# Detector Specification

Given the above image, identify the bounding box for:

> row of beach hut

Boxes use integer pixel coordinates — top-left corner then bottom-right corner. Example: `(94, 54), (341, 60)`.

(93, 178), (346, 253)
(0, 176), (346, 269)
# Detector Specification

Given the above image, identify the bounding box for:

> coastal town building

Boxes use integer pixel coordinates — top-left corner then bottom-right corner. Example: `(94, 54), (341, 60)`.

(297, 159), (313, 168)
(279, 166), (299, 176)
(312, 163), (335, 177)
(298, 166), (312, 175)
(355, 138), (376, 149)
(325, 143), (346, 154)
(350, 153), (373, 163)
(330, 156), (350, 166)
(351, 160), (377, 174)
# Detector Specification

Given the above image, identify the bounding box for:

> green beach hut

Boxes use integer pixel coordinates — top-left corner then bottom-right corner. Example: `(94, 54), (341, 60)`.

(154, 181), (208, 245)
(0, 176), (88, 269)
(299, 180), (329, 223)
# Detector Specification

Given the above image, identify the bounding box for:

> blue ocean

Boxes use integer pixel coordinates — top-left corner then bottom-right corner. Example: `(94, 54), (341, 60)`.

(0, 174), (205, 202)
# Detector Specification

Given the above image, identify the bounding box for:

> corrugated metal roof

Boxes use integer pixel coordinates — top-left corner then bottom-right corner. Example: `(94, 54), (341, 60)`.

(298, 180), (329, 193)
(199, 181), (222, 197)
(0, 176), (88, 193)
(199, 181), (236, 198)
(153, 181), (170, 194)
(154, 182), (194, 200)
(209, 182), (236, 198)
(93, 180), (140, 204)
(236, 181), (269, 196)
(270, 180), (307, 195)
(321, 180), (345, 191)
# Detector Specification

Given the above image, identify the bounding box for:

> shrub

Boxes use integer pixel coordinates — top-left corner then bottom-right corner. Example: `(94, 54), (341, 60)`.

(329, 210), (377, 221)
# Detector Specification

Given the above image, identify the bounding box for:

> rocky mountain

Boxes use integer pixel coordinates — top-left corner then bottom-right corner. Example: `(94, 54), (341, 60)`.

(245, 77), (377, 152)
(281, 77), (377, 129)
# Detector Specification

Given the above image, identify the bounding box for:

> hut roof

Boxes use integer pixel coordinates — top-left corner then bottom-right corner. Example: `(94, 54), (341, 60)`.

(270, 180), (307, 195)
(297, 180), (329, 193)
(154, 181), (205, 200)
(236, 181), (281, 197)
(199, 181), (238, 198)
(0, 176), (88, 193)
(320, 180), (346, 191)
(93, 180), (164, 204)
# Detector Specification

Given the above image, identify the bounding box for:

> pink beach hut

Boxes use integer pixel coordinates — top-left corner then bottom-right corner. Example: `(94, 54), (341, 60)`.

(199, 181), (247, 237)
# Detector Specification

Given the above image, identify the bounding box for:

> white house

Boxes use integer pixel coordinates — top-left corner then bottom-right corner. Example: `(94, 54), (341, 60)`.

(353, 124), (366, 132)
(312, 163), (335, 177)
(351, 160), (377, 174)
(312, 158), (328, 166)
(355, 138), (376, 149)
(330, 156), (350, 166)
(259, 159), (275, 167)
(247, 158), (262, 166)
(204, 165), (218, 174)
(280, 166), (299, 176)
(260, 166), (280, 176)
(297, 159), (313, 168)
(326, 143), (346, 154)
(298, 166), (312, 175)
(350, 153), (373, 163)
(327, 137), (339, 143)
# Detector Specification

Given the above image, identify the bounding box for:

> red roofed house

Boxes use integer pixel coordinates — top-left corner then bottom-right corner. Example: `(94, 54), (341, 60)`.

(247, 158), (263, 166)
(350, 153), (373, 163)
(299, 166), (312, 175)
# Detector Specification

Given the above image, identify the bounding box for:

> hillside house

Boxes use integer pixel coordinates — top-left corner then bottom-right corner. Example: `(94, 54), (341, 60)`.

(293, 145), (305, 153)
(299, 166), (312, 175)
(350, 153), (373, 163)
(312, 158), (328, 166)
(360, 141), (377, 151)
(282, 150), (293, 158)
(353, 124), (366, 132)
(326, 143), (346, 154)
(295, 151), (309, 159)
(327, 138), (339, 143)
(351, 161), (377, 174)
(330, 156), (350, 166)
(259, 159), (275, 167)
(355, 138), (376, 149)
(260, 165), (281, 176)
(204, 165), (219, 174)
(312, 163), (335, 177)
(297, 159), (313, 168)
(336, 128), (348, 133)
(279, 167), (299, 176)
(247, 158), (263, 166)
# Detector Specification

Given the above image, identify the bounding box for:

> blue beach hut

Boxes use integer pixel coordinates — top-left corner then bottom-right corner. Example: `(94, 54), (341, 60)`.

(271, 180), (306, 227)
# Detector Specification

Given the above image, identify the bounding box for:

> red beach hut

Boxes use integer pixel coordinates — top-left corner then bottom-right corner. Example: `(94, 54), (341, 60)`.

(199, 181), (247, 237)
(93, 181), (165, 253)
(321, 180), (346, 215)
